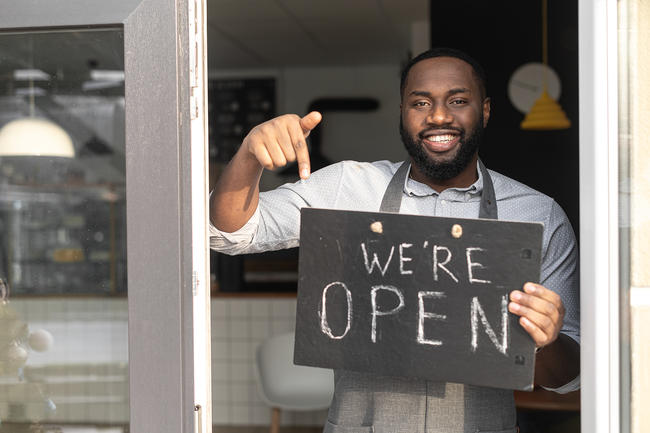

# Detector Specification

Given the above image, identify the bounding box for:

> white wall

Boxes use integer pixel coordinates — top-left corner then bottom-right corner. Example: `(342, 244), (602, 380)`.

(211, 63), (408, 190)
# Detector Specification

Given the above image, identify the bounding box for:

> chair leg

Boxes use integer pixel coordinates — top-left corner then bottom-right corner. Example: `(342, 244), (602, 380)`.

(270, 407), (281, 433)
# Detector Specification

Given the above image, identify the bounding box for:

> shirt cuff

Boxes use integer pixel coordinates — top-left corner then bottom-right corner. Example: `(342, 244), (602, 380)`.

(541, 374), (580, 394)
(209, 205), (260, 253)
(539, 332), (581, 394)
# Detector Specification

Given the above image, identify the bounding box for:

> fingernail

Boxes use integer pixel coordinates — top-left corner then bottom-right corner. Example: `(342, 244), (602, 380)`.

(509, 302), (520, 312)
(524, 283), (536, 293)
(511, 291), (522, 301)
(300, 169), (310, 179)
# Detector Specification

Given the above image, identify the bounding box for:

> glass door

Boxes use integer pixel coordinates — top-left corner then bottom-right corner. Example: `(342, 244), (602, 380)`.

(0, 1), (210, 433)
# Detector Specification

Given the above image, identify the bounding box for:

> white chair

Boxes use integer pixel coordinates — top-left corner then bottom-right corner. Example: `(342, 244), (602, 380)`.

(255, 331), (334, 433)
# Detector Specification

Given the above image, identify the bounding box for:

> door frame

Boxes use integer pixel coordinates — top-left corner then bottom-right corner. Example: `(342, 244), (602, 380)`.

(0, 1), (210, 432)
(578, 0), (621, 432)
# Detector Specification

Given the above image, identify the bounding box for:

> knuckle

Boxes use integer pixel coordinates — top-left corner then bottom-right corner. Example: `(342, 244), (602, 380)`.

(544, 302), (556, 317)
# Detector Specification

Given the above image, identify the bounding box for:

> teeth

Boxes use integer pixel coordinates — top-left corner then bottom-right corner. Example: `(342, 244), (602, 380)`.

(426, 134), (456, 143)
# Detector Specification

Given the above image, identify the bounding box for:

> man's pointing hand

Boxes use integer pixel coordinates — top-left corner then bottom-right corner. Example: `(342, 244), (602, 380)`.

(241, 111), (322, 180)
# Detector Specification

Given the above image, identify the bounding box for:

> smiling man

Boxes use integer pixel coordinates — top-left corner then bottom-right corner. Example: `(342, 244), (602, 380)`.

(210, 48), (580, 433)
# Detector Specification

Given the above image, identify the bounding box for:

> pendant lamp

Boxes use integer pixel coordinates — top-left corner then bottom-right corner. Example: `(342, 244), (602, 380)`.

(0, 117), (75, 158)
(520, 0), (571, 130)
(0, 66), (75, 158)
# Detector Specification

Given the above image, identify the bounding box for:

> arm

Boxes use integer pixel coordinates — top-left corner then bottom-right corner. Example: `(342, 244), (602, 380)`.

(508, 200), (580, 390)
(210, 112), (322, 232)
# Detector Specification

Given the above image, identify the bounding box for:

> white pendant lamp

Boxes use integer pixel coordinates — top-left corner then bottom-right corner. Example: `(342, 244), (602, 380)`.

(0, 117), (75, 157)
(0, 65), (75, 158)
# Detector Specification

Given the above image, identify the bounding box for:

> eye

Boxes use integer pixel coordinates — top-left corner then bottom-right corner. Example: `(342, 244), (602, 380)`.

(450, 99), (467, 105)
(412, 100), (430, 108)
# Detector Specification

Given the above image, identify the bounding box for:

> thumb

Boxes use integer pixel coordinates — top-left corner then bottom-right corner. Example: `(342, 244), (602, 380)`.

(299, 111), (322, 135)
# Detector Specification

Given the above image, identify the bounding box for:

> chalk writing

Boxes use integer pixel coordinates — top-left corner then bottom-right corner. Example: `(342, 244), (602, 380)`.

(470, 295), (509, 354)
(361, 243), (394, 276)
(433, 245), (459, 283)
(320, 281), (352, 339)
(370, 285), (405, 343)
(417, 291), (447, 346)
(466, 247), (491, 284)
(399, 243), (413, 275)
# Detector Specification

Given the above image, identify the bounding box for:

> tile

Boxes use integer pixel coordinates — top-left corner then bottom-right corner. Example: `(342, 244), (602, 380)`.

(250, 300), (271, 318)
(230, 363), (253, 381)
(212, 319), (230, 339)
(230, 319), (251, 339)
(270, 300), (297, 318)
(231, 404), (252, 424)
(212, 381), (230, 404)
(212, 299), (228, 317)
(211, 339), (230, 361)
(212, 361), (231, 381)
(230, 341), (251, 360)
(212, 402), (231, 424)
(251, 403), (272, 425)
(228, 300), (250, 318)
(230, 382), (250, 403)
(250, 319), (272, 340)
(271, 318), (295, 334)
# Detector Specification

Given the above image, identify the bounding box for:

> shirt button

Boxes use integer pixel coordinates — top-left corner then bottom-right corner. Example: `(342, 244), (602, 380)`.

(465, 193), (471, 201)
(440, 200), (447, 205)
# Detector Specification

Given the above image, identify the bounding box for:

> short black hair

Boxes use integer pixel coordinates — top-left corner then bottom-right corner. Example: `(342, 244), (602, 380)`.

(400, 47), (488, 99)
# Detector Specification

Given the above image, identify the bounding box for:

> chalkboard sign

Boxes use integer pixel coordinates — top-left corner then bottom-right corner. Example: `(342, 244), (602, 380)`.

(294, 208), (543, 391)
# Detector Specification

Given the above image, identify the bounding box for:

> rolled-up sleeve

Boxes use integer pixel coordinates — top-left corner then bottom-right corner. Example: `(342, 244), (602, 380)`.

(209, 205), (260, 255)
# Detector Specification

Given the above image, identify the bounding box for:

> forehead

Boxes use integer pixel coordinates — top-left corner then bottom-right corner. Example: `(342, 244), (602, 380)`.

(404, 57), (480, 95)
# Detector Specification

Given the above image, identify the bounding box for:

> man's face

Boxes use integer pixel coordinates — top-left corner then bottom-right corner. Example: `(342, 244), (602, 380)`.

(400, 57), (490, 181)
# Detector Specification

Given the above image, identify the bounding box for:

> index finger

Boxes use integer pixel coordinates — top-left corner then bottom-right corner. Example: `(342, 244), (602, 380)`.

(288, 121), (311, 179)
(523, 282), (562, 307)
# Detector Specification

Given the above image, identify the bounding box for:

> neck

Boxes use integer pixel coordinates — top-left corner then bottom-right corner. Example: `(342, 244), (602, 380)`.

(409, 154), (479, 193)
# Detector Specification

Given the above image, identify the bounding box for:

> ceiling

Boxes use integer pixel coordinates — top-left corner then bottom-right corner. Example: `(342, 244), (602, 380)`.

(207, 0), (429, 69)
(0, 0), (428, 92)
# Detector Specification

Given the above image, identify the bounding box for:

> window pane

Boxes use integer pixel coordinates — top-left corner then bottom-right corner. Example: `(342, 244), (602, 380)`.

(0, 29), (127, 431)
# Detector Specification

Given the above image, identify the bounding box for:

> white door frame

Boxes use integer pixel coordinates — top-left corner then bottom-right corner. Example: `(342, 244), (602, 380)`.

(578, 0), (621, 432)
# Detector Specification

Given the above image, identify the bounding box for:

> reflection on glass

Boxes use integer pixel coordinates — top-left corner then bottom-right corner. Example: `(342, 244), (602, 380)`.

(0, 29), (127, 431)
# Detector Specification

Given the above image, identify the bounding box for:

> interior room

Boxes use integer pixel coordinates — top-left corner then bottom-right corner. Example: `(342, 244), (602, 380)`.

(206, 1), (580, 432)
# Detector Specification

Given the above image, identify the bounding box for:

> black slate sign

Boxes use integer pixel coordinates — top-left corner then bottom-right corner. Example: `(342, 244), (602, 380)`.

(294, 208), (544, 391)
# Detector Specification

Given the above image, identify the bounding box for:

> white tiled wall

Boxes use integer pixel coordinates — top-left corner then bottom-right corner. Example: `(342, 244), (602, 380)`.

(212, 297), (328, 427)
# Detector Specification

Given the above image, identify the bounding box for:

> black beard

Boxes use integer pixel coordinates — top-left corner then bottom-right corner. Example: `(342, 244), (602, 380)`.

(400, 117), (483, 182)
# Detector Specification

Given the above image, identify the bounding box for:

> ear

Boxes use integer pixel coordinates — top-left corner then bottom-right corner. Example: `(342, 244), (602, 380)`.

(482, 97), (491, 127)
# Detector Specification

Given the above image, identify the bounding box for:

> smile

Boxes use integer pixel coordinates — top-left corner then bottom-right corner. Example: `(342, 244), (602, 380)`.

(425, 134), (457, 143)
(420, 131), (461, 153)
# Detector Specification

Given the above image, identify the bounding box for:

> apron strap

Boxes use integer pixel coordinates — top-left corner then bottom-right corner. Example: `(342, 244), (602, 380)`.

(379, 159), (498, 220)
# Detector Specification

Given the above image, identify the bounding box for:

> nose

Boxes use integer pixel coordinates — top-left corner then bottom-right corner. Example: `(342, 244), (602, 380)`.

(426, 103), (453, 125)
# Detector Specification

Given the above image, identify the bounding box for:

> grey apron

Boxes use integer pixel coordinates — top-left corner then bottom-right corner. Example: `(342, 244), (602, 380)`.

(379, 159), (498, 219)
(324, 161), (517, 433)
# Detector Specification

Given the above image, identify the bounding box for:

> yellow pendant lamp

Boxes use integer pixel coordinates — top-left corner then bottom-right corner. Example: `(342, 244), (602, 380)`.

(520, 0), (571, 130)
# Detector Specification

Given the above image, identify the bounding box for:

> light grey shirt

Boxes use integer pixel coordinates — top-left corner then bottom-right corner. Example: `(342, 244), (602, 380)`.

(210, 160), (580, 431)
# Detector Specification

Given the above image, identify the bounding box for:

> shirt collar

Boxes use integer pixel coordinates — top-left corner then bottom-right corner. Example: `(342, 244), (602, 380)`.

(402, 160), (484, 197)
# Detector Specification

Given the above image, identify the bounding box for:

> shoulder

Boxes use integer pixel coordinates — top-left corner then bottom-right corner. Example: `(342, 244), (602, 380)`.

(487, 168), (563, 225)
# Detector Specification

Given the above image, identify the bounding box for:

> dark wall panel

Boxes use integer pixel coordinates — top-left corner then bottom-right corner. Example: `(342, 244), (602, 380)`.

(430, 0), (579, 234)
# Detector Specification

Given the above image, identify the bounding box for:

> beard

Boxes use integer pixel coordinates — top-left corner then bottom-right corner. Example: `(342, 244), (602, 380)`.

(400, 116), (484, 182)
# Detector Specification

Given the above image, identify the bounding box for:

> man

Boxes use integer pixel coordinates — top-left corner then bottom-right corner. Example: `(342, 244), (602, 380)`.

(210, 48), (580, 433)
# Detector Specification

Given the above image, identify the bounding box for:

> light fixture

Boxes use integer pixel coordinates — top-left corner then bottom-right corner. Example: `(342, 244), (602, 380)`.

(0, 117), (75, 157)
(520, 0), (571, 130)
(0, 66), (75, 158)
